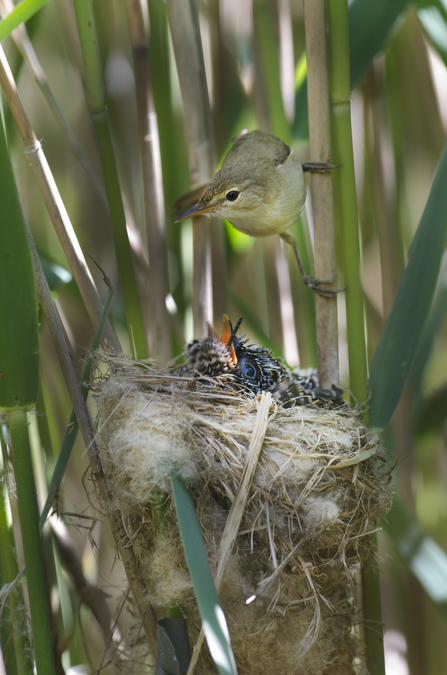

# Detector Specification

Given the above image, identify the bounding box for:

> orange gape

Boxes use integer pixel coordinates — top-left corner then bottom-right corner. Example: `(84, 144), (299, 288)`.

(219, 315), (237, 367)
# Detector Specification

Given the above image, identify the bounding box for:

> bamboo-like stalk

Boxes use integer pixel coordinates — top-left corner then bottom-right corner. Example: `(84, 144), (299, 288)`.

(166, 0), (219, 337)
(0, 45), (121, 353)
(24, 220), (158, 657)
(327, 3), (384, 675)
(8, 410), (56, 675)
(73, 0), (147, 360)
(326, 0), (366, 403)
(303, 0), (339, 389)
(126, 0), (171, 364)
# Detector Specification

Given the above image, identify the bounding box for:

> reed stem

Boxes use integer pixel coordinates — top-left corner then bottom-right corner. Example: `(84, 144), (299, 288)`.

(303, 0), (339, 388)
(328, 2), (384, 674)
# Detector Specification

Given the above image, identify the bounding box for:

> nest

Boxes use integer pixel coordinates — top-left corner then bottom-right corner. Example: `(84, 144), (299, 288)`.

(90, 350), (392, 675)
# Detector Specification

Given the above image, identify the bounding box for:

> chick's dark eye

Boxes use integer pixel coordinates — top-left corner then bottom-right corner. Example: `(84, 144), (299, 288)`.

(226, 190), (239, 202)
(240, 360), (258, 381)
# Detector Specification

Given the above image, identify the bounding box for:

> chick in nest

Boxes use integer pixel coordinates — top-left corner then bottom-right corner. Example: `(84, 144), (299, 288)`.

(183, 316), (344, 407)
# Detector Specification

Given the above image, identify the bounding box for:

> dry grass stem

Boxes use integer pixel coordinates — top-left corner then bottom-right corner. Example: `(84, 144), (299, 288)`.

(303, 0), (339, 388)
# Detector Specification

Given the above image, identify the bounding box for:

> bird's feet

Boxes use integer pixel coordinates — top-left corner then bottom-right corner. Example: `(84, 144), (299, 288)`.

(301, 160), (340, 174)
(303, 275), (345, 298)
(279, 232), (345, 297)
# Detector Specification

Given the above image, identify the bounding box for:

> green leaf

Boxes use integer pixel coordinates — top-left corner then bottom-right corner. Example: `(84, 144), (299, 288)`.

(369, 140), (447, 430)
(170, 472), (238, 675)
(348, 0), (410, 87)
(384, 496), (447, 621)
(0, 0), (48, 42)
(156, 618), (191, 675)
(410, 257), (447, 404)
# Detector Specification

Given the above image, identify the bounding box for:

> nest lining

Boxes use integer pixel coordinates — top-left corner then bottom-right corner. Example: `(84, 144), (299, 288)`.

(90, 350), (392, 675)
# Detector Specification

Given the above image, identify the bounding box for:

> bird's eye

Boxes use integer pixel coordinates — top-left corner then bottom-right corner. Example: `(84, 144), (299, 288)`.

(226, 190), (239, 202)
(241, 361), (258, 381)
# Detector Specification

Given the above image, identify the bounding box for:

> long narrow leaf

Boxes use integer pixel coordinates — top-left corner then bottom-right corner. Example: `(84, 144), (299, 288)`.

(410, 257), (447, 406)
(170, 472), (238, 675)
(0, 0), (48, 42)
(369, 140), (447, 429)
(348, 0), (410, 86)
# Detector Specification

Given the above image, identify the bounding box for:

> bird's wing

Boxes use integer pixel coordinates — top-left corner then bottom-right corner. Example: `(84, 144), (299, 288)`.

(223, 130), (291, 168)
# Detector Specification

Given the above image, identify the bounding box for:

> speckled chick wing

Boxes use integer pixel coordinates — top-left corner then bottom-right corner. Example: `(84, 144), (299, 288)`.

(195, 131), (307, 237)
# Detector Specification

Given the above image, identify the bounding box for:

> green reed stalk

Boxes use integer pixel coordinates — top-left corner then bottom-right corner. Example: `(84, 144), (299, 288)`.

(327, 0), (368, 407)
(327, 3), (384, 675)
(0, 117), (55, 675)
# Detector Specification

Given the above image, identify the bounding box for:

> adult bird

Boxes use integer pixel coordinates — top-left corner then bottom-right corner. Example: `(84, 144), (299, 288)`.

(174, 130), (338, 297)
(184, 316), (344, 408)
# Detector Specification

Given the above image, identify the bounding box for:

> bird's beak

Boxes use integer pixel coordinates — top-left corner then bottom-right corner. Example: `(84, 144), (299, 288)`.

(220, 315), (237, 366)
(174, 202), (219, 222)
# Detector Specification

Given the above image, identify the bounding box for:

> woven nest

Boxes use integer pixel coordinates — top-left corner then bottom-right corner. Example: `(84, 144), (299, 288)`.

(90, 350), (392, 675)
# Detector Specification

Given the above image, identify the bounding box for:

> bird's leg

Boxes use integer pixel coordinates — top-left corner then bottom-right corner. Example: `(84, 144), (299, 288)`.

(279, 232), (344, 298)
(301, 160), (340, 174)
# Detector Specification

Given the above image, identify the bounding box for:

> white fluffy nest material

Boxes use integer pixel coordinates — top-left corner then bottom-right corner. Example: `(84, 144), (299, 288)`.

(90, 351), (392, 675)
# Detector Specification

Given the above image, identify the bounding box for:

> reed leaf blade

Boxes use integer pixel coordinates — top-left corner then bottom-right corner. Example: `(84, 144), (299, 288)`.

(369, 140), (447, 429)
(170, 472), (238, 675)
